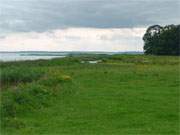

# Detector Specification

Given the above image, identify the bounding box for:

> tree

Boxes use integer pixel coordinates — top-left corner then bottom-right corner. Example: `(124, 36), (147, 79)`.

(143, 24), (180, 55)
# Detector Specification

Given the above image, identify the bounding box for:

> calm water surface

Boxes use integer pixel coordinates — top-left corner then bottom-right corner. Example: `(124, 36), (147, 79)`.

(0, 52), (66, 62)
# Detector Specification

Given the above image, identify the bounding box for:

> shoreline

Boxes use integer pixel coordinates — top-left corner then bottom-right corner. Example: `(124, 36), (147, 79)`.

(0, 51), (143, 62)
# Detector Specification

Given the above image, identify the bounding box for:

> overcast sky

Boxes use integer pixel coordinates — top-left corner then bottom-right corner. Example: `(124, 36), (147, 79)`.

(0, 0), (179, 51)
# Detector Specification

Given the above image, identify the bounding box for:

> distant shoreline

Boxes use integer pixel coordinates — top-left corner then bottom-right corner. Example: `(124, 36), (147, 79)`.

(0, 51), (144, 62)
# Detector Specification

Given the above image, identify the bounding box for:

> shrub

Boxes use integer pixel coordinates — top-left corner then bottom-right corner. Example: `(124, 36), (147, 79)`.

(39, 74), (72, 87)
(0, 67), (44, 86)
(60, 75), (72, 81)
(0, 84), (52, 128)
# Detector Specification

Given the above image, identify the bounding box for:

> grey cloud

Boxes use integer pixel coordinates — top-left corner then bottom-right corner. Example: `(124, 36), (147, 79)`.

(0, 0), (179, 33)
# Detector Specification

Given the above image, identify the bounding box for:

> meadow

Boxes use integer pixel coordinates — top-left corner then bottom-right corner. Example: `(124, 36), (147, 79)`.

(0, 54), (179, 135)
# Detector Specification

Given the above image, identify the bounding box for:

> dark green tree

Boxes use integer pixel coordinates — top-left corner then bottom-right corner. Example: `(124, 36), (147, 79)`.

(143, 24), (180, 55)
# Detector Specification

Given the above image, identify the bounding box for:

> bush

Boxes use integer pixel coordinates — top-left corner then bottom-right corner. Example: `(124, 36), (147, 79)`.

(0, 67), (44, 86)
(39, 74), (72, 87)
(0, 84), (52, 128)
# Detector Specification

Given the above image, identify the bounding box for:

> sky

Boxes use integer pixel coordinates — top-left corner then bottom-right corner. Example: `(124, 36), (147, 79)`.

(0, 0), (179, 52)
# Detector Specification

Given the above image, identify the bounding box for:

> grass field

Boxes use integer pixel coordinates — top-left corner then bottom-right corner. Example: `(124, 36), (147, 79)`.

(0, 54), (180, 135)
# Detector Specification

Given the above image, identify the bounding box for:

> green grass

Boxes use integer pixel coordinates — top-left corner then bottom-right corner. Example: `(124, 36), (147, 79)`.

(0, 55), (179, 135)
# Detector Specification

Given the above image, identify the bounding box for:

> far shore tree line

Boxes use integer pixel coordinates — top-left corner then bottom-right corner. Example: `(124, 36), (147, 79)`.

(143, 24), (180, 56)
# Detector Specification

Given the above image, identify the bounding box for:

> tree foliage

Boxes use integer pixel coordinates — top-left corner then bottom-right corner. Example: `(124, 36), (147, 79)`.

(143, 24), (180, 55)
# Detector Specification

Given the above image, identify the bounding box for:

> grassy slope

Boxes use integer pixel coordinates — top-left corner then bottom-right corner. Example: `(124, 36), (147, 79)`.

(0, 55), (180, 135)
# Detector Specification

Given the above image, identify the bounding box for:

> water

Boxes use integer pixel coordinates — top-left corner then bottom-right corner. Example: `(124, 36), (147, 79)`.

(0, 51), (143, 62)
(0, 52), (66, 62)
(81, 60), (102, 64)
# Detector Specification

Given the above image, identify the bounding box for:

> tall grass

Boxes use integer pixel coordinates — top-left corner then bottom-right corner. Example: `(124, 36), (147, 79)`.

(0, 84), (51, 128)
(0, 64), (73, 130)
(0, 67), (44, 87)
